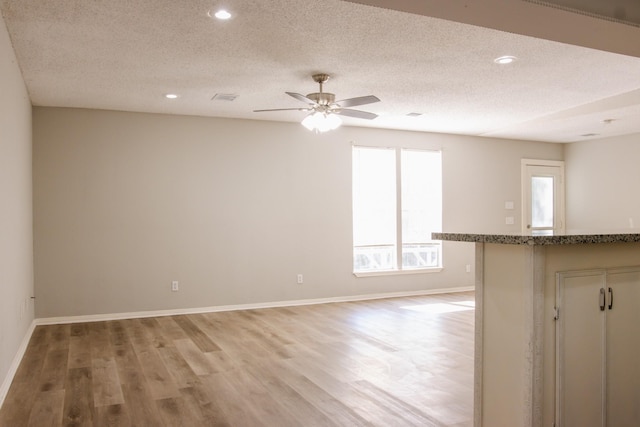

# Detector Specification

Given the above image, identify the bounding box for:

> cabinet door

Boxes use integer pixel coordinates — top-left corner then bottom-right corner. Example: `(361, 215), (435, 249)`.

(556, 270), (606, 427)
(606, 268), (640, 427)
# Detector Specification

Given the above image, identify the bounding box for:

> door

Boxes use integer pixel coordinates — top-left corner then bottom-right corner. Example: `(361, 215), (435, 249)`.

(606, 268), (640, 427)
(556, 267), (640, 427)
(522, 160), (565, 234)
(556, 270), (607, 427)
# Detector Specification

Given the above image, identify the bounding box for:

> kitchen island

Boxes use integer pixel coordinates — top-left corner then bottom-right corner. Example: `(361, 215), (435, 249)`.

(433, 231), (640, 427)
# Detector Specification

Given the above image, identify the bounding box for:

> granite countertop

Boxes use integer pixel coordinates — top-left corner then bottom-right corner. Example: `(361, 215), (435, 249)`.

(432, 231), (640, 246)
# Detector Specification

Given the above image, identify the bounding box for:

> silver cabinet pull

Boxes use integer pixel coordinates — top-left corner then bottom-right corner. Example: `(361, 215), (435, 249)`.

(608, 287), (613, 310)
(599, 288), (606, 311)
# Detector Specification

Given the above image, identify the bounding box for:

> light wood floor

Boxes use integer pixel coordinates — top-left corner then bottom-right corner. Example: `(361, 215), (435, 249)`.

(0, 291), (474, 426)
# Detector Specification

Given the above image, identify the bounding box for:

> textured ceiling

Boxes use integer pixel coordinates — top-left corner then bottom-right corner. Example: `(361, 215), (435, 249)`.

(2, 0), (640, 142)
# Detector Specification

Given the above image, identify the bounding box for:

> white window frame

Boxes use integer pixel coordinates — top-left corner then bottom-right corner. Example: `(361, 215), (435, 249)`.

(353, 146), (443, 277)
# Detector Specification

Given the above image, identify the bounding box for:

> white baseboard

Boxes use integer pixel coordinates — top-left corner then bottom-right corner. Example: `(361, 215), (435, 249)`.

(36, 286), (474, 326)
(0, 320), (36, 410)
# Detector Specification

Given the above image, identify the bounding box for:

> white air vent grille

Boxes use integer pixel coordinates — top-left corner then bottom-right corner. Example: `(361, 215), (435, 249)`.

(211, 93), (239, 102)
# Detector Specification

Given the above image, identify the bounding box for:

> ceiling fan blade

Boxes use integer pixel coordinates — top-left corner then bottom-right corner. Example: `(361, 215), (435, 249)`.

(336, 95), (380, 108)
(286, 92), (317, 105)
(336, 109), (378, 120)
(253, 108), (311, 113)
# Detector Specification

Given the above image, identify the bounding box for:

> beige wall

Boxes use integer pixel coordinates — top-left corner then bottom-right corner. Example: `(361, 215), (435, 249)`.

(0, 16), (33, 395)
(33, 107), (563, 318)
(565, 133), (640, 230)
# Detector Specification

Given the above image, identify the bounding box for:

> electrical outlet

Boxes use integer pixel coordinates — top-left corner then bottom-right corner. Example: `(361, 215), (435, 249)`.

(297, 274), (304, 284)
(171, 281), (179, 292)
(466, 264), (471, 273)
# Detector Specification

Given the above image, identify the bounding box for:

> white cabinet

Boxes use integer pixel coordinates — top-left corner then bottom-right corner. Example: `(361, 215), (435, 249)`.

(556, 267), (640, 427)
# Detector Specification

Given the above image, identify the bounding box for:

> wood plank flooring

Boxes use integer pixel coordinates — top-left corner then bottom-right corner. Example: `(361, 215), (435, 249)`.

(0, 291), (474, 426)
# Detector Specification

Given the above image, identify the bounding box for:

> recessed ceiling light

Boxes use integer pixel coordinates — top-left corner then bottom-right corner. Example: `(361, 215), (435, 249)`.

(208, 9), (232, 20)
(164, 94), (179, 99)
(494, 55), (517, 65)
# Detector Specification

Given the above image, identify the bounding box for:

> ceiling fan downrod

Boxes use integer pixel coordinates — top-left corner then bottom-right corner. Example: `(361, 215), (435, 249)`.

(308, 73), (334, 106)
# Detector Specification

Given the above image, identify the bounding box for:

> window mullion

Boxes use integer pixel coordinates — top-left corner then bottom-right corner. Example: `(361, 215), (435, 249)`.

(395, 148), (403, 271)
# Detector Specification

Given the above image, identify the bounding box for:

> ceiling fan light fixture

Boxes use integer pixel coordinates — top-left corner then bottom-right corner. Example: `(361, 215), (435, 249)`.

(301, 112), (342, 132)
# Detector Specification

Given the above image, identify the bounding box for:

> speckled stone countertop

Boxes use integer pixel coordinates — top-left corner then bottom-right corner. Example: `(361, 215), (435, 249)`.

(432, 231), (640, 246)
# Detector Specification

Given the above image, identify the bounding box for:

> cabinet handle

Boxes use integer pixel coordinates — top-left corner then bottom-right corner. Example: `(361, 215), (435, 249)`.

(608, 287), (613, 310)
(599, 288), (606, 311)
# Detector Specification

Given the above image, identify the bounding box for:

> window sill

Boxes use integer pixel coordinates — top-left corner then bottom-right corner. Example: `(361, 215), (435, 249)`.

(353, 267), (443, 278)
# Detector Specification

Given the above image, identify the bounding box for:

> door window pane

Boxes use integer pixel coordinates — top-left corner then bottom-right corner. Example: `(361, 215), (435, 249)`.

(531, 176), (554, 228)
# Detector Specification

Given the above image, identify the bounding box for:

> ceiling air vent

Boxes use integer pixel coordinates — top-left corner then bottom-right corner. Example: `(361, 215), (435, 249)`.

(211, 93), (239, 102)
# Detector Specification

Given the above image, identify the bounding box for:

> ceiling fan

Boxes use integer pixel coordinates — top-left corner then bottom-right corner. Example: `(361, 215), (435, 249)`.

(254, 73), (380, 132)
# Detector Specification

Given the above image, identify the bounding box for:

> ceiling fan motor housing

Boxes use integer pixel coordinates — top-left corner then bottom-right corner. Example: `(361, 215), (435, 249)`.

(306, 92), (335, 106)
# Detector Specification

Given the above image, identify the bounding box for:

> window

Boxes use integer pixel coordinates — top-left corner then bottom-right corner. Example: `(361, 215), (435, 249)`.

(352, 146), (442, 274)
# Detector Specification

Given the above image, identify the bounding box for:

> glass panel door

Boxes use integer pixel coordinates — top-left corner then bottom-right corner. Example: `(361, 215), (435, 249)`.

(523, 161), (565, 234)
